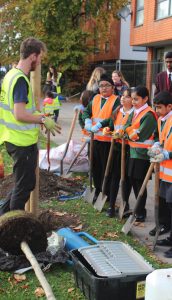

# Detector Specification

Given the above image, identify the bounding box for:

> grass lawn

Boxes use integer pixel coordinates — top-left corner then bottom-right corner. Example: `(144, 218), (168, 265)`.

(0, 135), (172, 300)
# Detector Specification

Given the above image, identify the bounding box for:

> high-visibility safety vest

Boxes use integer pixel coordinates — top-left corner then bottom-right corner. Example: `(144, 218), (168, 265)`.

(158, 116), (172, 183)
(56, 72), (62, 94)
(43, 96), (61, 115)
(0, 68), (39, 146)
(127, 107), (157, 149)
(92, 94), (118, 142)
(114, 110), (130, 144)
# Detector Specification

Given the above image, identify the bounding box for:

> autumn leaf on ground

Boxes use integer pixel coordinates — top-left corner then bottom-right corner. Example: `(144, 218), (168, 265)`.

(14, 274), (26, 283)
(35, 287), (45, 297)
(53, 211), (67, 216)
(72, 224), (83, 231)
(68, 287), (75, 293)
(101, 232), (119, 238)
(21, 284), (29, 289)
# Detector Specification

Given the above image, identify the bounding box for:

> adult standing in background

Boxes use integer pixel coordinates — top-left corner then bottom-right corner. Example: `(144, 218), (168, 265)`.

(0, 37), (61, 215)
(112, 70), (129, 98)
(149, 51), (172, 237)
(86, 67), (106, 95)
(154, 52), (172, 96)
(43, 65), (57, 95)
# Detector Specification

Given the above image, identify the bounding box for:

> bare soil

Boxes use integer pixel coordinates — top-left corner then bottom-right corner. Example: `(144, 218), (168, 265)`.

(0, 169), (84, 201)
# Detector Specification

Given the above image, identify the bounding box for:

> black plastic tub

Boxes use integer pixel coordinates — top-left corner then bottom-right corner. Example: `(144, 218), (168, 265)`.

(70, 243), (153, 300)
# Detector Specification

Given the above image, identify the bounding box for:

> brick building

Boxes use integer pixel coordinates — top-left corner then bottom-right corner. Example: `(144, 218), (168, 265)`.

(130, 0), (172, 94)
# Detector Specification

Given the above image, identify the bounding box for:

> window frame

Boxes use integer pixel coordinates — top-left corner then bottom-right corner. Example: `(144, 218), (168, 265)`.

(135, 0), (144, 26)
(156, 0), (172, 20)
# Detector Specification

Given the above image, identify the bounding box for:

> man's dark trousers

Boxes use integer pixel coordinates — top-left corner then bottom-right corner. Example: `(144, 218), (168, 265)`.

(0, 142), (38, 215)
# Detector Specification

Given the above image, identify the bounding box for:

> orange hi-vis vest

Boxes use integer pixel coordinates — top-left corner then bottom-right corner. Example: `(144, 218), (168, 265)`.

(158, 116), (172, 183)
(92, 94), (118, 142)
(114, 110), (130, 144)
(127, 107), (157, 149)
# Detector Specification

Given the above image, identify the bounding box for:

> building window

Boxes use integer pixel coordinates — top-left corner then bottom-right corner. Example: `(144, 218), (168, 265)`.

(157, 0), (172, 19)
(135, 0), (144, 26)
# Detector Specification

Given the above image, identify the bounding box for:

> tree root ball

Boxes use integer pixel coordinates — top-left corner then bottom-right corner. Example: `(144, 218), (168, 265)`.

(0, 211), (47, 255)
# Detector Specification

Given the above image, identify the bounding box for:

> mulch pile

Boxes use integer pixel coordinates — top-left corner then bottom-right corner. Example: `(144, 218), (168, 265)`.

(0, 169), (84, 201)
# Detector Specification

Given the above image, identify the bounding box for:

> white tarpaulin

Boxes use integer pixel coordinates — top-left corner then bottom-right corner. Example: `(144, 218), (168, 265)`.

(39, 140), (89, 172)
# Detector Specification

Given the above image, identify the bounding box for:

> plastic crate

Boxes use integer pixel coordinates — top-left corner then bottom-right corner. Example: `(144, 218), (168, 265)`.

(70, 243), (153, 300)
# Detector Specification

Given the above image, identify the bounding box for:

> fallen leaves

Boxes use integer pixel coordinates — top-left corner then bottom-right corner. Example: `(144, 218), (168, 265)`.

(100, 231), (119, 239)
(13, 274), (26, 282)
(134, 222), (145, 227)
(68, 287), (75, 293)
(35, 287), (45, 297)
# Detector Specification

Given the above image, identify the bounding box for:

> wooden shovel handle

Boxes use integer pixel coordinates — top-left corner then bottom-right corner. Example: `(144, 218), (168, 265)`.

(102, 139), (115, 193)
(89, 132), (94, 191)
(21, 241), (56, 300)
(65, 140), (87, 175)
(121, 139), (126, 181)
(133, 162), (155, 215)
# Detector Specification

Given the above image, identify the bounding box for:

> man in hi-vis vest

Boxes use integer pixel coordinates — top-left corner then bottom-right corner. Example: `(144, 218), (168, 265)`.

(0, 37), (61, 215)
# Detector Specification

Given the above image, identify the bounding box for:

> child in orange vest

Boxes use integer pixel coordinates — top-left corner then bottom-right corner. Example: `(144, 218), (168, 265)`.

(82, 75), (120, 203)
(102, 88), (134, 217)
(122, 86), (157, 222)
(148, 91), (172, 256)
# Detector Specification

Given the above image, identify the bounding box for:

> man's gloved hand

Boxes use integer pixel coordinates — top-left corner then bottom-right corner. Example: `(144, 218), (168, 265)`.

(84, 118), (92, 132)
(102, 127), (111, 136)
(147, 143), (162, 158)
(150, 150), (169, 162)
(91, 122), (102, 133)
(43, 117), (61, 136)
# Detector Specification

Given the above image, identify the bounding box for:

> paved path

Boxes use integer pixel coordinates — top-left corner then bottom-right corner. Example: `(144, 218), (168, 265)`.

(49, 100), (172, 264)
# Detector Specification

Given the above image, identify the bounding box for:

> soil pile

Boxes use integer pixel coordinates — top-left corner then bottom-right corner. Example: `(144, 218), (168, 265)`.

(0, 169), (84, 201)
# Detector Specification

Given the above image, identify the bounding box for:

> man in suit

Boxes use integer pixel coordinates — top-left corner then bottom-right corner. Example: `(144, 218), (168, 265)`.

(149, 51), (172, 237)
(154, 51), (172, 96)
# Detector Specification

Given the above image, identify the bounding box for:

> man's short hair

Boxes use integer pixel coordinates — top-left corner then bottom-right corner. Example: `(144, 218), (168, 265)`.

(153, 91), (172, 105)
(165, 52), (172, 59)
(20, 37), (47, 59)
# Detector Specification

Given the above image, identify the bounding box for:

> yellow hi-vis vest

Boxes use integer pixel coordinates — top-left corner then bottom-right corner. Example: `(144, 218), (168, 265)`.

(0, 68), (39, 146)
(43, 96), (61, 115)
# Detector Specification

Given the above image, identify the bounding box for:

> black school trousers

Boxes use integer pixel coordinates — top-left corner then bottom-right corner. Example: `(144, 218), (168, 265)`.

(92, 140), (111, 195)
(0, 142), (38, 215)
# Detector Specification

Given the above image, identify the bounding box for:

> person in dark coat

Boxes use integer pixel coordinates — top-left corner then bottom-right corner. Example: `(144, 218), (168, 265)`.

(154, 52), (172, 96)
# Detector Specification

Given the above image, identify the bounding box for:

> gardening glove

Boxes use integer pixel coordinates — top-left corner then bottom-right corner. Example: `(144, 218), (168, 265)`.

(91, 122), (102, 133)
(84, 118), (92, 132)
(102, 127), (111, 136)
(73, 104), (85, 112)
(147, 142), (162, 158)
(112, 129), (125, 139)
(125, 127), (139, 141)
(43, 116), (61, 136)
(150, 150), (169, 163)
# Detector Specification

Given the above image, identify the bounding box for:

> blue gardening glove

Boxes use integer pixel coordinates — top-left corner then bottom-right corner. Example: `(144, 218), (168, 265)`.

(73, 104), (85, 112)
(43, 116), (61, 136)
(147, 142), (163, 158)
(150, 150), (169, 162)
(84, 118), (92, 132)
(91, 122), (102, 133)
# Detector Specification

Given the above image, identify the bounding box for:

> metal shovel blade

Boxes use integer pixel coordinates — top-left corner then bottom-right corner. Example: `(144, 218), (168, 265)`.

(121, 214), (136, 235)
(84, 186), (95, 204)
(94, 193), (107, 212)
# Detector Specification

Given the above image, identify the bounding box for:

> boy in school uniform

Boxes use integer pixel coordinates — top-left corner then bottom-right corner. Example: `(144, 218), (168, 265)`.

(82, 74), (120, 203)
(148, 91), (172, 257)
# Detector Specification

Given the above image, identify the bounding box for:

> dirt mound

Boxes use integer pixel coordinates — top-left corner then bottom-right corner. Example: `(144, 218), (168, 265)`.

(38, 210), (81, 232)
(0, 169), (84, 201)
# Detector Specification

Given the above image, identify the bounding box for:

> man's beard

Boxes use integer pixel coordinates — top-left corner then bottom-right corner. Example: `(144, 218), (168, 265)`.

(30, 61), (37, 71)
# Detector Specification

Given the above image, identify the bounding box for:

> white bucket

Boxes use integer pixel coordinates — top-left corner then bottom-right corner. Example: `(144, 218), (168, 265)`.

(145, 268), (172, 300)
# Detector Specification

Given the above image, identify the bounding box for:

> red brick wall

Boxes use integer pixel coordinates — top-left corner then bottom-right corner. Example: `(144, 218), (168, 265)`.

(85, 18), (120, 63)
(130, 0), (172, 46)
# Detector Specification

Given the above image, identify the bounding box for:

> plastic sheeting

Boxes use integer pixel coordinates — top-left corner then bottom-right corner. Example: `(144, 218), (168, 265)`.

(39, 140), (89, 173)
